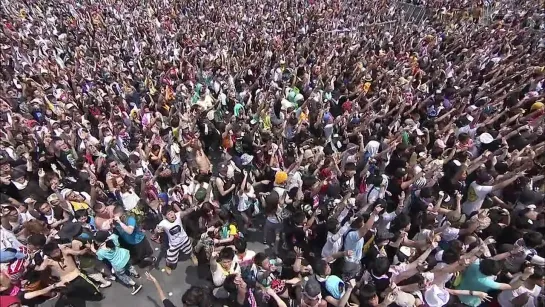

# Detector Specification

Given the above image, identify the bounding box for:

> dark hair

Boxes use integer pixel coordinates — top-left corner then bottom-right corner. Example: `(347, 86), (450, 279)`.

(479, 259), (501, 276)
(27, 234), (46, 249)
(161, 205), (175, 216)
(359, 284), (378, 306)
(218, 247), (235, 262)
(233, 238), (247, 253)
(223, 274), (238, 294)
(326, 218), (339, 233)
(314, 259), (329, 276)
(181, 286), (213, 307)
(344, 162), (356, 172)
(390, 213), (411, 233)
(372, 257), (390, 276)
(442, 249), (461, 264)
(530, 266), (545, 280)
(292, 211), (306, 226)
(523, 231), (543, 249)
(254, 252), (268, 267)
(42, 242), (59, 257)
(74, 209), (89, 221)
(94, 230), (116, 249)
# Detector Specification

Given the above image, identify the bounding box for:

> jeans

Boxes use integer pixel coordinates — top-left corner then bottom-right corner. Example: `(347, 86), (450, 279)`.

(114, 263), (138, 287)
(263, 219), (283, 253)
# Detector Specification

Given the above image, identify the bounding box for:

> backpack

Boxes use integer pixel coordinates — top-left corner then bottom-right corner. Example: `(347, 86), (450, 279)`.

(340, 229), (357, 252)
(241, 264), (258, 288)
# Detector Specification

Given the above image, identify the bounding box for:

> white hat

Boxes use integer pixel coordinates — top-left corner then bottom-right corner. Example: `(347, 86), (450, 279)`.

(240, 154), (254, 166)
(424, 285), (450, 307)
(479, 133), (494, 144)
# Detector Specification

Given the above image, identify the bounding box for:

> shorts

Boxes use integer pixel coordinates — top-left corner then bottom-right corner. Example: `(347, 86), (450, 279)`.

(60, 274), (103, 304)
(126, 238), (154, 266)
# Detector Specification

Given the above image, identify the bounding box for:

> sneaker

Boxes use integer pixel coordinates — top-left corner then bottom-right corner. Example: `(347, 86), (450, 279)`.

(141, 256), (157, 267)
(164, 267), (172, 275)
(107, 276), (116, 281)
(131, 284), (143, 295)
(99, 281), (112, 288)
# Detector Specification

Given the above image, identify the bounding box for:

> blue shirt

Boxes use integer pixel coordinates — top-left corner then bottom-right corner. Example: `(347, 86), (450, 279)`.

(115, 216), (145, 245)
(457, 259), (503, 306)
(96, 234), (130, 272)
(343, 230), (364, 263)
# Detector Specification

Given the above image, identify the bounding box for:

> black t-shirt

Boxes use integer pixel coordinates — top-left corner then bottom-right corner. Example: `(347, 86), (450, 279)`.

(496, 225), (523, 246)
(338, 173), (354, 194)
(384, 154), (406, 176)
(386, 180), (403, 211)
(288, 225), (307, 250)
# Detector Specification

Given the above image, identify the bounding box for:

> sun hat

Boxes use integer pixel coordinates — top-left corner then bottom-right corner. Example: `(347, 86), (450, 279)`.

(479, 133), (494, 144)
(424, 285), (450, 307)
(240, 153), (254, 166)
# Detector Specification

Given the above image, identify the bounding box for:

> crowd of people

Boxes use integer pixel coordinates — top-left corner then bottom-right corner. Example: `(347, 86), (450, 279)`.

(1, 0), (545, 306)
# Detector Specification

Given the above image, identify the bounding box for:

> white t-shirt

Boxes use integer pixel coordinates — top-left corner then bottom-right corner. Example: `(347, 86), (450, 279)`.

(432, 262), (454, 288)
(158, 212), (188, 247)
(170, 143), (181, 165)
(462, 182), (493, 215)
(498, 283), (541, 307)
(121, 190), (140, 211)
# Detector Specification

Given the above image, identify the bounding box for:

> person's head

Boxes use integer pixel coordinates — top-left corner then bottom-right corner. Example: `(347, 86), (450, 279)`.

(479, 259), (501, 276)
(359, 283), (379, 306)
(314, 259), (331, 277)
(93, 230), (115, 249)
(326, 218), (340, 234)
(371, 257), (390, 276)
(233, 238), (247, 254)
(254, 252), (273, 270)
(344, 162), (356, 177)
(42, 242), (61, 260)
(223, 273), (247, 294)
(93, 202), (108, 216)
(390, 213), (411, 233)
(112, 204), (125, 218)
(108, 159), (120, 174)
(301, 277), (323, 307)
(74, 209), (89, 224)
(1, 206), (18, 221)
(527, 266), (545, 287)
(523, 231), (543, 249)
(217, 247), (235, 270)
(37, 202), (52, 215)
(27, 234), (46, 252)
(292, 211), (307, 226)
(161, 206), (177, 223)
(442, 249), (461, 264)
(181, 286), (213, 307)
